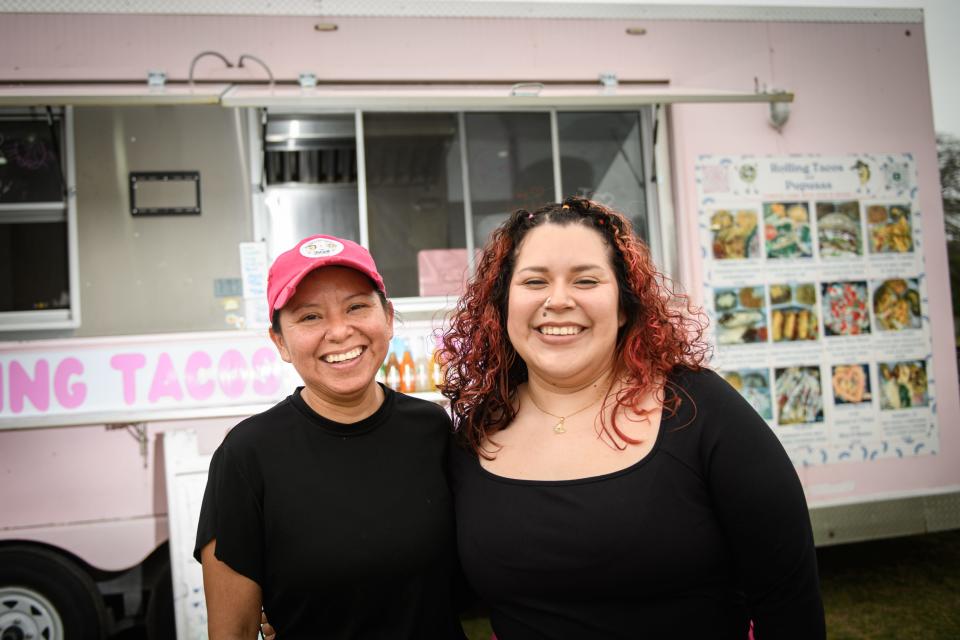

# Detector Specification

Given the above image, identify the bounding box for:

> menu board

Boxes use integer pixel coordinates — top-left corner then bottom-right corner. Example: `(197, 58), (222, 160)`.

(695, 154), (938, 465)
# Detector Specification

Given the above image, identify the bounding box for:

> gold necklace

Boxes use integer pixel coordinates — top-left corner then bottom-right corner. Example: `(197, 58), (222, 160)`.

(526, 389), (604, 434)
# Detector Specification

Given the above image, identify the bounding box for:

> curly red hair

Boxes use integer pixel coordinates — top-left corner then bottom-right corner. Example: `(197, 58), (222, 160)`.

(439, 197), (709, 456)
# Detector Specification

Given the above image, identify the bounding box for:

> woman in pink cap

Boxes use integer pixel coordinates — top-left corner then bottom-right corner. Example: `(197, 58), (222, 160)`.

(194, 235), (465, 639)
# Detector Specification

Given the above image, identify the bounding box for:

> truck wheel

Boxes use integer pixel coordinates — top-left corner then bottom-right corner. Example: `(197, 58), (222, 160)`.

(0, 546), (105, 640)
(145, 564), (175, 640)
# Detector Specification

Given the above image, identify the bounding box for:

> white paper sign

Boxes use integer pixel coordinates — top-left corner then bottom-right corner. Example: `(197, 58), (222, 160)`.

(695, 153), (938, 466)
(240, 242), (271, 329)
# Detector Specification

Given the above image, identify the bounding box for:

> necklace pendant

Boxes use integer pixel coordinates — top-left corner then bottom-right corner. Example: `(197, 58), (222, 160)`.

(553, 418), (567, 434)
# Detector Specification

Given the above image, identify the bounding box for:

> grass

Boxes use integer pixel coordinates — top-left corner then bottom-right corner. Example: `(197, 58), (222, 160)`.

(461, 617), (494, 639)
(459, 529), (960, 640)
(819, 529), (960, 638)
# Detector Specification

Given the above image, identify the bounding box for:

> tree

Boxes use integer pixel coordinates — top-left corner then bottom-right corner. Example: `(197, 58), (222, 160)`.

(937, 134), (960, 344)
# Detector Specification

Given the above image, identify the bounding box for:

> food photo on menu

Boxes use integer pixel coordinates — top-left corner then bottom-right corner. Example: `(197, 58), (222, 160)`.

(764, 201), (813, 259)
(714, 285), (768, 344)
(866, 203), (913, 253)
(710, 208), (760, 259)
(775, 366), (825, 425)
(815, 200), (863, 258)
(770, 283), (820, 342)
(879, 360), (929, 410)
(821, 280), (872, 336)
(720, 369), (774, 419)
(831, 363), (873, 405)
(872, 278), (922, 331)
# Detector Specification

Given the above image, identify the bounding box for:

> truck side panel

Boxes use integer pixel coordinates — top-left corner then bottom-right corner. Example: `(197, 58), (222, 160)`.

(0, 419), (233, 571)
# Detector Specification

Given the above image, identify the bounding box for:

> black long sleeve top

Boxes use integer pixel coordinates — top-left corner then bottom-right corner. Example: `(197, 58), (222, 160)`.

(450, 367), (825, 639)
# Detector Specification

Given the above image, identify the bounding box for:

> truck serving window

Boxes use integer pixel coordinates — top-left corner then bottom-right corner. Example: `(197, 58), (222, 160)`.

(365, 113), (467, 298)
(256, 108), (658, 307)
(0, 109), (77, 331)
(557, 112), (649, 244)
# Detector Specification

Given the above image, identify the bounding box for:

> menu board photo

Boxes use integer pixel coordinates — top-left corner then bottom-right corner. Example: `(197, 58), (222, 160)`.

(695, 154), (938, 466)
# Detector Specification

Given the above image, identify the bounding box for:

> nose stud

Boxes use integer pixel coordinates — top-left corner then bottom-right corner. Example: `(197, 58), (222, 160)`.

(542, 296), (551, 317)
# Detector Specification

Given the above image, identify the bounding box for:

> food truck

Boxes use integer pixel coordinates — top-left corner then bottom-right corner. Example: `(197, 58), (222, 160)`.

(1, 2), (958, 638)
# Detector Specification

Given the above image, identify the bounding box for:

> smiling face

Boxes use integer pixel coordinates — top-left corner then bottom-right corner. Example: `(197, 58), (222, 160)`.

(506, 223), (625, 389)
(269, 266), (393, 412)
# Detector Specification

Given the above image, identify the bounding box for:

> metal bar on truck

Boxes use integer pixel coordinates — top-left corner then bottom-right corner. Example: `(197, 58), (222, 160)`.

(0, 84), (230, 107)
(458, 111), (476, 272)
(550, 109), (562, 202)
(653, 104), (678, 280)
(220, 85), (795, 110)
(355, 109), (370, 248)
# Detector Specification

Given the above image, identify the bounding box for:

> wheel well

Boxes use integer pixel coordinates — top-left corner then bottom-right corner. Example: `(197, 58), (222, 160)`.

(0, 539), (173, 635)
(0, 539), (116, 580)
(0, 539), (170, 583)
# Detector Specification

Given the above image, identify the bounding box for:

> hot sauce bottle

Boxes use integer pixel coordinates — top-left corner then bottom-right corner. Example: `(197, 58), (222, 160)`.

(384, 338), (402, 391)
(414, 336), (432, 392)
(399, 338), (416, 393)
(429, 336), (444, 392)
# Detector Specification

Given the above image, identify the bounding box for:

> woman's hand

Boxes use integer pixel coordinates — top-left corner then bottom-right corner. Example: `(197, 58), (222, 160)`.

(260, 610), (276, 640)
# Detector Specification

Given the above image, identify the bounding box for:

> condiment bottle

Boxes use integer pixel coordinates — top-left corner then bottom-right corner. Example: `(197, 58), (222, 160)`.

(415, 336), (431, 392)
(429, 336), (444, 391)
(384, 338), (402, 391)
(400, 338), (416, 393)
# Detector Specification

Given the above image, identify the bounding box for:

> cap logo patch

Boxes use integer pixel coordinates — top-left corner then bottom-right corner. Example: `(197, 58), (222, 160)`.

(300, 238), (344, 258)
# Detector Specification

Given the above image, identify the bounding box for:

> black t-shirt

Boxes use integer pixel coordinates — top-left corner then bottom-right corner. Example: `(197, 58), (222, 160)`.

(450, 368), (825, 639)
(194, 385), (465, 639)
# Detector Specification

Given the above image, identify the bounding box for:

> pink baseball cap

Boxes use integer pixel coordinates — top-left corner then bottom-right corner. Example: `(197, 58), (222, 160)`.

(267, 234), (386, 312)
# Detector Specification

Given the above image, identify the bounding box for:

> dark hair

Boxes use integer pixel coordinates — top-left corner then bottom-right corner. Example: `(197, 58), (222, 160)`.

(439, 196), (709, 456)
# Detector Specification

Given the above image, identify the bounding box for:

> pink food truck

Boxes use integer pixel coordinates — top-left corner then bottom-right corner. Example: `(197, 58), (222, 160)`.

(1, 2), (958, 638)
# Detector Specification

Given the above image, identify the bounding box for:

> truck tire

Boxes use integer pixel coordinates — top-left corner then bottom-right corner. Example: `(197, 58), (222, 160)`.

(0, 545), (106, 640)
(145, 563), (175, 640)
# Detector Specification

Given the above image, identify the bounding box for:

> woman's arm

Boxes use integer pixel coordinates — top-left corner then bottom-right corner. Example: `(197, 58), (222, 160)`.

(700, 373), (826, 639)
(201, 539), (263, 640)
